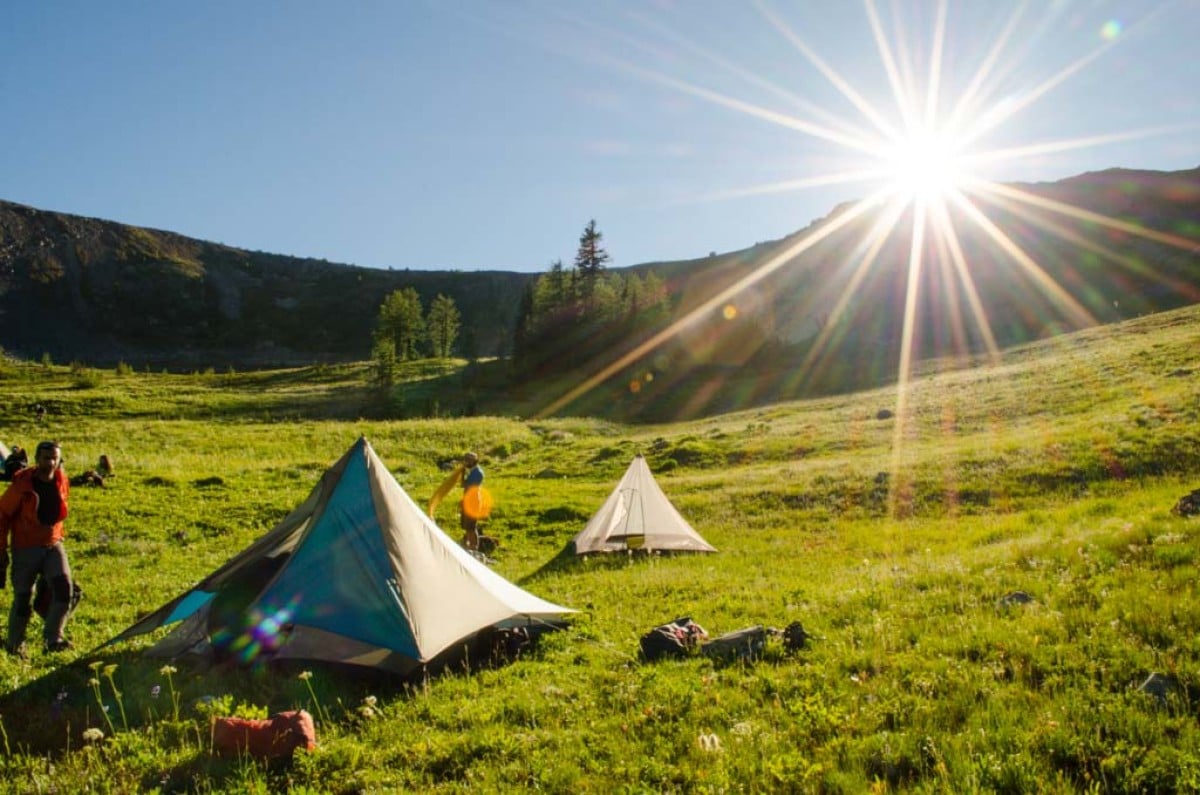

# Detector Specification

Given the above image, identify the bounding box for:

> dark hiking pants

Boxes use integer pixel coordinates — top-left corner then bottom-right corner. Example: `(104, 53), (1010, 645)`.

(7, 542), (72, 650)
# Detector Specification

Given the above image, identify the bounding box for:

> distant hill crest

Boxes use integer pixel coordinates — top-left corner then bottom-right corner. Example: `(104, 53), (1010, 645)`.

(1, 166), (1197, 369)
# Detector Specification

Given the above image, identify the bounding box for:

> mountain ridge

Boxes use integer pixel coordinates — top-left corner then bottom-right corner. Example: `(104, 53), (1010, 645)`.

(1, 166), (1197, 371)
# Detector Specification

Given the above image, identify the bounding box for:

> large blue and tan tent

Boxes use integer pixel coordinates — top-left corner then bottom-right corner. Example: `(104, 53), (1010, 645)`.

(105, 438), (573, 676)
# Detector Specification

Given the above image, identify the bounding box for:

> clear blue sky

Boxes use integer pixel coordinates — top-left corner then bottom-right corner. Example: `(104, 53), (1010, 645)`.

(3, 1), (1196, 273)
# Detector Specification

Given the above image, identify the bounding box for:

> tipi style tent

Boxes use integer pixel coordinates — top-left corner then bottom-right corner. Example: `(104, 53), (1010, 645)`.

(570, 454), (716, 555)
(105, 438), (573, 676)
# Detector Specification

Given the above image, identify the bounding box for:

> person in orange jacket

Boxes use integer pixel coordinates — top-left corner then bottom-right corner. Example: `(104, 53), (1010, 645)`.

(0, 440), (74, 655)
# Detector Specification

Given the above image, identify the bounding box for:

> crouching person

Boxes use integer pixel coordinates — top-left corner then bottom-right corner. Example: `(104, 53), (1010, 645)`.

(1, 440), (75, 656)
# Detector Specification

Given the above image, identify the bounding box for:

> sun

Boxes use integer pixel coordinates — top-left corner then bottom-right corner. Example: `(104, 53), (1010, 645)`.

(881, 126), (968, 203)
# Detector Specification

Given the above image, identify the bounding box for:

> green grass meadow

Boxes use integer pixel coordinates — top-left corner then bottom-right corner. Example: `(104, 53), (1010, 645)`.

(0, 305), (1199, 793)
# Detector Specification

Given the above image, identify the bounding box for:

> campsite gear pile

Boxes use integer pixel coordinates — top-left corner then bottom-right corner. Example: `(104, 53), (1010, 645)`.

(212, 709), (317, 758)
(640, 618), (813, 664)
(569, 455), (716, 555)
(103, 438), (574, 678)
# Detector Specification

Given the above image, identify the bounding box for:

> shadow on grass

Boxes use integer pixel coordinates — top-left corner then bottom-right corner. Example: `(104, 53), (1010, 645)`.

(0, 623), (563, 760)
(519, 546), (705, 586)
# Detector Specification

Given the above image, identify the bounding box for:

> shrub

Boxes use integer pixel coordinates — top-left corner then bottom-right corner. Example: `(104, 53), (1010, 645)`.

(70, 362), (104, 389)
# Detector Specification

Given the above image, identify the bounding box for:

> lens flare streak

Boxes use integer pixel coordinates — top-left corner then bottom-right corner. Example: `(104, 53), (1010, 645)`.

(533, 1), (1198, 504)
(534, 187), (893, 418)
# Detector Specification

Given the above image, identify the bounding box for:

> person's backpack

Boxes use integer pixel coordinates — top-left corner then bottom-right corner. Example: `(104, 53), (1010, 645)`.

(701, 625), (767, 665)
(639, 617), (707, 661)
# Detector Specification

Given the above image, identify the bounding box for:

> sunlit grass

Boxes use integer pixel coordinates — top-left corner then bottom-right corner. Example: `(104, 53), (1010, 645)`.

(0, 305), (1197, 791)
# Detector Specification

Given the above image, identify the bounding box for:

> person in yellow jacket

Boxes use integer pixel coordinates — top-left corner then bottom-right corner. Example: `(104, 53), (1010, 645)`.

(457, 452), (485, 551)
(428, 451), (491, 552)
(0, 440), (75, 656)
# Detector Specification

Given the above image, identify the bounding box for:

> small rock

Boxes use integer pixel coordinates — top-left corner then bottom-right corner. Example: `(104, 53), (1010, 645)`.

(998, 590), (1033, 608)
(1138, 672), (1181, 706)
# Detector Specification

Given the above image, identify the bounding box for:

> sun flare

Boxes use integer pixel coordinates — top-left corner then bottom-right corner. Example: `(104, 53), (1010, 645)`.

(881, 127), (968, 203)
(535, 3), (1199, 443)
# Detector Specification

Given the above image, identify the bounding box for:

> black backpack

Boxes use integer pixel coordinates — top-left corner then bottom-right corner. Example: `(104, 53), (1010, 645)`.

(639, 617), (708, 662)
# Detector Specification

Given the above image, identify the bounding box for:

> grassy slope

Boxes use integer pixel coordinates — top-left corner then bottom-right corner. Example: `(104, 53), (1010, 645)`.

(0, 305), (1197, 792)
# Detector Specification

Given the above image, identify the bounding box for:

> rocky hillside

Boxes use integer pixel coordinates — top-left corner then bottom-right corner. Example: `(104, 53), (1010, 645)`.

(1, 166), (1197, 371)
(0, 206), (532, 366)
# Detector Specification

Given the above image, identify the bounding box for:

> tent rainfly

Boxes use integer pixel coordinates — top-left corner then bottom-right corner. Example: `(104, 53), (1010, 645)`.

(104, 437), (573, 676)
(569, 454), (716, 555)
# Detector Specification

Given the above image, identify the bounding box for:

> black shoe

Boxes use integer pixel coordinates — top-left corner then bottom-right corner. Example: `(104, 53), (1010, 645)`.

(44, 639), (73, 653)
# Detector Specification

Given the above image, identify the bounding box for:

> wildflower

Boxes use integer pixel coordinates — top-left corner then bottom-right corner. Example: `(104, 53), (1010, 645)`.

(363, 695), (377, 708)
(298, 670), (327, 723)
(358, 706), (376, 719)
(151, 685), (161, 699)
(82, 728), (105, 744)
(697, 733), (722, 753)
(159, 665), (177, 676)
(102, 664), (118, 678)
(88, 661), (103, 672)
(88, 677), (100, 687)
(732, 722), (752, 736)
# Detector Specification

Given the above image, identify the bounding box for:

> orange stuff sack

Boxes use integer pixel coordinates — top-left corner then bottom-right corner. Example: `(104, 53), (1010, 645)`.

(212, 709), (317, 758)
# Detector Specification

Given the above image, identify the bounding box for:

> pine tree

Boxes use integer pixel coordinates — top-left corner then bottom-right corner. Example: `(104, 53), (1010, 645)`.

(426, 294), (461, 359)
(573, 220), (610, 299)
(371, 337), (397, 389)
(375, 287), (425, 361)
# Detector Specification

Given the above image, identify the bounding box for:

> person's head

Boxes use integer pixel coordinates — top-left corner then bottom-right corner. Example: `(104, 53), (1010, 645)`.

(463, 451), (478, 467)
(34, 440), (61, 478)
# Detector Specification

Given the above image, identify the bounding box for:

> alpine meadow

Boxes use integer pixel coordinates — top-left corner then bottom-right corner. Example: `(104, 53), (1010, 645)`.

(0, 300), (1197, 793)
(3, 2), (1200, 793)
